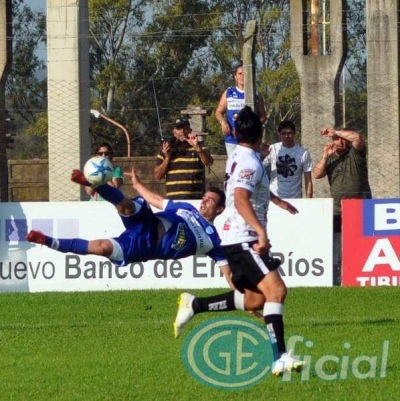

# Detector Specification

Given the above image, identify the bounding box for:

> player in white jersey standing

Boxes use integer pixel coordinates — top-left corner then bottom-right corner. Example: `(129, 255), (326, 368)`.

(221, 106), (303, 375)
(174, 106), (304, 376)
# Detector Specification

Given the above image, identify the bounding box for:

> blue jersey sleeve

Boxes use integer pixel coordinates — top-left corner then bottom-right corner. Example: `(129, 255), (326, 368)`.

(207, 245), (228, 267)
(164, 200), (196, 213)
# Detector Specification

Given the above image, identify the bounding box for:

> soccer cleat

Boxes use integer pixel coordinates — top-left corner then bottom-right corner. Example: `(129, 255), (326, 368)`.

(70, 169), (91, 186)
(271, 350), (305, 376)
(173, 293), (195, 338)
(26, 230), (47, 245)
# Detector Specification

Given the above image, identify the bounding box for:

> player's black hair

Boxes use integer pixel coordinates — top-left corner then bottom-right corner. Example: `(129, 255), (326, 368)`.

(209, 186), (226, 208)
(234, 106), (263, 145)
(277, 120), (296, 133)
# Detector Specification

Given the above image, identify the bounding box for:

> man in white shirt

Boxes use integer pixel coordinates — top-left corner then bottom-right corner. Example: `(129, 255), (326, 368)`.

(264, 120), (313, 198)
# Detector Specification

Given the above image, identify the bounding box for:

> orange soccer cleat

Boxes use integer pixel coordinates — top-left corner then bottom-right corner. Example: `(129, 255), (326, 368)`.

(70, 169), (91, 186)
(26, 230), (47, 245)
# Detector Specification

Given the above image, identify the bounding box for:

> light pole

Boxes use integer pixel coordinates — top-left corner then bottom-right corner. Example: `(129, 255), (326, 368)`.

(90, 109), (131, 157)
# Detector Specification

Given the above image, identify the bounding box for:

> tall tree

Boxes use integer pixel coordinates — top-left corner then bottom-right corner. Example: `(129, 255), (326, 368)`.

(89, 0), (222, 156)
(7, 0), (367, 160)
(89, 0), (147, 115)
(5, 0), (47, 159)
(203, 0), (300, 148)
(6, 0), (46, 124)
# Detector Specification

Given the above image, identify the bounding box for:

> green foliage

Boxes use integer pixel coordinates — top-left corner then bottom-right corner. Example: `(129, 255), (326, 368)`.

(260, 61), (301, 137)
(88, 0), (146, 114)
(7, 112), (48, 159)
(6, 0), (47, 124)
(0, 287), (398, 399)
(343, 89), (368, 135)
(7, 0), (367, 159)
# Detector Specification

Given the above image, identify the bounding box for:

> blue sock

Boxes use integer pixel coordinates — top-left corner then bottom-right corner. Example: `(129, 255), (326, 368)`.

(43, 235), (53, 248)
(95, 185), (125, 205)
(54, 238), (89, 255)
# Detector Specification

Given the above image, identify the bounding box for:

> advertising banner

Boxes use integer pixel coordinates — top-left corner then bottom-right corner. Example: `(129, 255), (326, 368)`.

(1, 199), (333, 292)
(342, 198), (400, 286)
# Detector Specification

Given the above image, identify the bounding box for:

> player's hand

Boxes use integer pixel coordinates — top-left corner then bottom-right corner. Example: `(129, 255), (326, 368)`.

(220, 120), (230, 135)
(260, 143), (270, 159)
(124, 168), (141, 188)
(252, 231), (270, 255)
(283, 201), (299, 215)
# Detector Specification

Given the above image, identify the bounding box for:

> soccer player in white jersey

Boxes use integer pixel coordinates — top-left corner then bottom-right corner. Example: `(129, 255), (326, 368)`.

(174, 106), (304, 376)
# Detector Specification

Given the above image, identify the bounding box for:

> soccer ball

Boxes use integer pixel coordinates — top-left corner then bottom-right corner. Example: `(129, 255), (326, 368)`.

(83, 156), (114, 187)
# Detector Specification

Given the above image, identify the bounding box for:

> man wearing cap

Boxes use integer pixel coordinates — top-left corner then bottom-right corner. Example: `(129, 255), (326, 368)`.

(154, 117), (213, 199)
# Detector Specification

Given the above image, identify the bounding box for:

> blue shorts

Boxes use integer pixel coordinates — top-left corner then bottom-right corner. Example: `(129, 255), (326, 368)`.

(112, 197), (160, 264)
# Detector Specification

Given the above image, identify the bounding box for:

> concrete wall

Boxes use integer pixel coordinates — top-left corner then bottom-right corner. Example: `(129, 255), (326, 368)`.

(47, 0), (91, 201)
(290, 0), (346, 198)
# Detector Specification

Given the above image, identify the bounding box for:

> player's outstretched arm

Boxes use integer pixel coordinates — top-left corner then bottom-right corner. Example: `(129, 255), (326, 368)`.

(125, 168), (165, 210)
(270, 191), (299, 215)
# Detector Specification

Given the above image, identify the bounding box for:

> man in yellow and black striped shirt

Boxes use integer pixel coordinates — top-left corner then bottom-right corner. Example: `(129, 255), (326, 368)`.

(154, 118), (213, 199)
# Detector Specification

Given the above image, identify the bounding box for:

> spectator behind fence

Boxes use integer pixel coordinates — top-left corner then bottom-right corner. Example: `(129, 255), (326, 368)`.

(153, 117), (213, 200)
(215, 61), (267, 156)
(312, 127), (372, 285)
(85, 143), (123, 201)
(263, 120), (313, 199)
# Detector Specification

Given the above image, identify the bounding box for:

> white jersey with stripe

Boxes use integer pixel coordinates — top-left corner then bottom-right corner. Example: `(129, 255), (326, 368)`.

(221, 145), (270, 245)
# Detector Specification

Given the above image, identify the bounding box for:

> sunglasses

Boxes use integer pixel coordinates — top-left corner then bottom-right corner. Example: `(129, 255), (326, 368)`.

(97, 151), (111, 156)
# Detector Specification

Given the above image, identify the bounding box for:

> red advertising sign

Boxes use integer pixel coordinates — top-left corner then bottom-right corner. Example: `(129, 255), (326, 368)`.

(342, 199), (400, 286)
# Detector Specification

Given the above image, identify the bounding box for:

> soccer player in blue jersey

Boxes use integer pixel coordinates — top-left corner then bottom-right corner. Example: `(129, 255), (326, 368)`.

(215, 62), (267, 156)
(27, 169), (229, 271)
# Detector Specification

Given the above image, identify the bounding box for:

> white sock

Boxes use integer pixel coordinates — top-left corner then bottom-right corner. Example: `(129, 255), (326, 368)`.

(234, 290), (245, 310)
(263, 302), (284, 316)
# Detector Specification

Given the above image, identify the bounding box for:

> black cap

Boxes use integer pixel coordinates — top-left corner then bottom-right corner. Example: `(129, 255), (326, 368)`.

(174, 117), (190, 128)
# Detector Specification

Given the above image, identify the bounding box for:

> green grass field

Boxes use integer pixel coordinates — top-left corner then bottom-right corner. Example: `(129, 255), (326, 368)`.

(0, 287), (398, 400)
